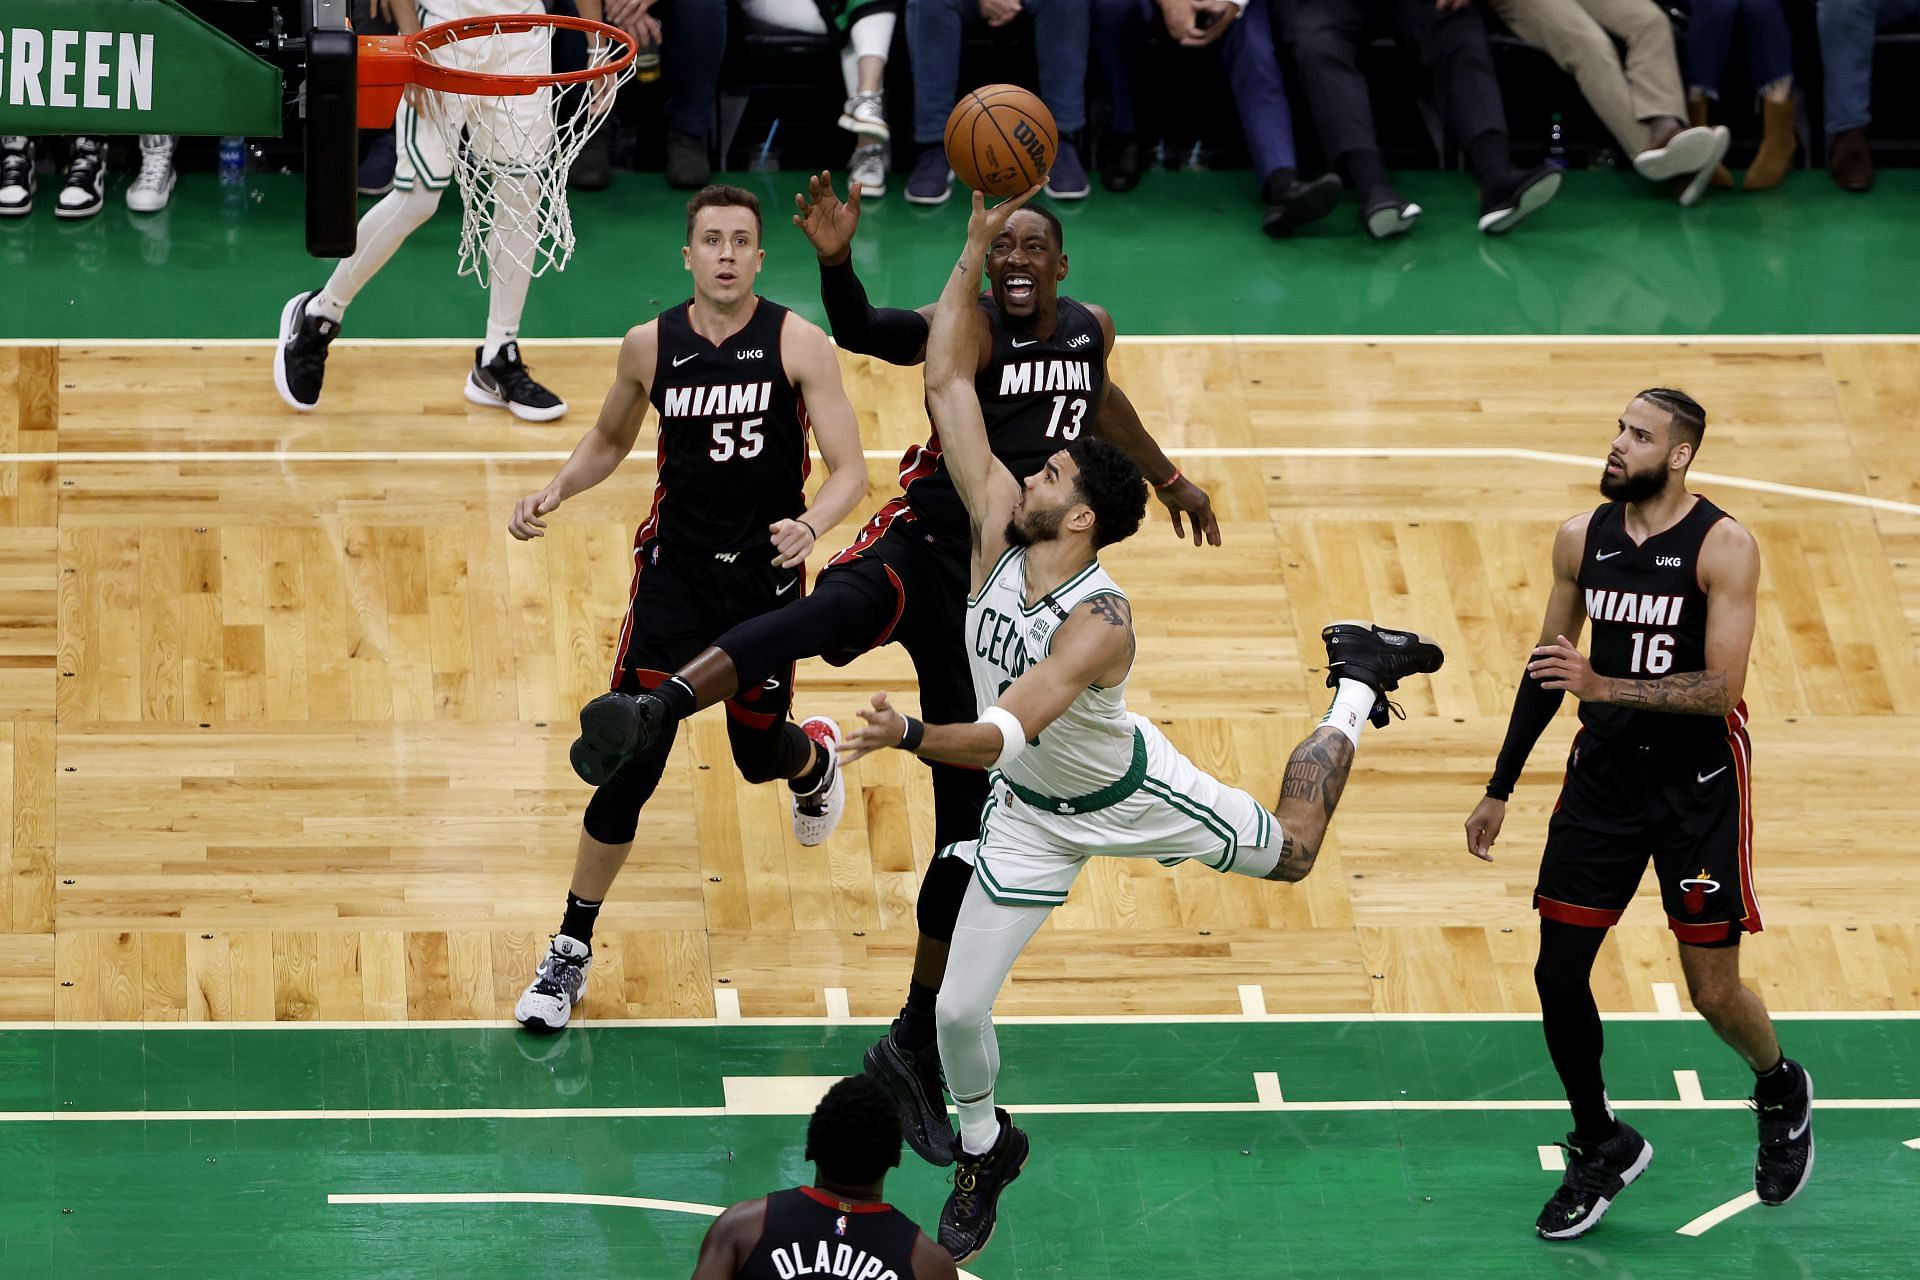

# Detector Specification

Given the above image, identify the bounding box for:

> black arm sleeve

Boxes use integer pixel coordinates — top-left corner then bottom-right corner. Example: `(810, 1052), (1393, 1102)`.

(1486, 670), (1566, 800)
(819, 257), (930, 365)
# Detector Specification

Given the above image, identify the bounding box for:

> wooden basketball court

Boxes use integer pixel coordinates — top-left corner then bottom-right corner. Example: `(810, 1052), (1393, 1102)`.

(4, 338), (1917, 1025)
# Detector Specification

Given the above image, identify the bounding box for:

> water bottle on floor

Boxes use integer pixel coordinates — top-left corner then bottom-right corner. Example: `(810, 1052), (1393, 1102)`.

(1546, 115), (1568, 169)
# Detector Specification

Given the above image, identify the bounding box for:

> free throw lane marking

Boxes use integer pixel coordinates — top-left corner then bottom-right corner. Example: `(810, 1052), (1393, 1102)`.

(824, 988), (850, 1021)
(1538, 1145), (1565, 1172)
(714, 988), (742, 1021)
(1254, 1072), (1284, 1105)
(1676, 1190), (1762, 1237)
(1675, 1070), (1705, 1104)
(1652, 983), (1682, 1015)
(1238, 985), (1268, 1017)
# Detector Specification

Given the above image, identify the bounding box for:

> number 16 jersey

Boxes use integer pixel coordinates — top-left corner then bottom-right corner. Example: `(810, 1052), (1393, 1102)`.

(642, 297), (811, 555)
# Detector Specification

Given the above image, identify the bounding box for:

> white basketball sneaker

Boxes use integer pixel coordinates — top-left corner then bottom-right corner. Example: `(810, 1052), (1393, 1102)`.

(790, 716), (846, 846)
(515, 934), (592, 1033)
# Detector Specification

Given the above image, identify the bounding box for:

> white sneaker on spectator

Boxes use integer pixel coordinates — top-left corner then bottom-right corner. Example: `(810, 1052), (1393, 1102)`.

(56, 136), (105, 219)
(0, 137), (32, 217)
(1633, 125), (1729, 185)
(849, 144), (886, 198)
(839, 91), (889, 144)
(126, 134), (177, 213)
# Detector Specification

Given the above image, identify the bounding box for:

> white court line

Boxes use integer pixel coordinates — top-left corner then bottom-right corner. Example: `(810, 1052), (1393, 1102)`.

(1674, 1070), (1706, 1104)
(1652, 983), (1683, 1016)
(1538, 1145), (1565, 1172)
(8, 1096), (1918, 1123)
(7, 334), (1916, 348)
(1238, 985), (1268, 1018)
(14, 1009), (1919, 1031)
(1905, 1137), (1920, 1150)
(11, 444), (1915, 516)
(1676, 1190), (1762, 1237)
(724, 1075), (843, 1115)
(823, 988), (851, 1021)
(1254, 1072), (1284, 1105)
(713, 988), (742, 1021)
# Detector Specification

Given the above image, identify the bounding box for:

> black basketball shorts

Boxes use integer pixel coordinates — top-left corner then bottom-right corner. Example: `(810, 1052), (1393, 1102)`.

(611, 537), (799, 732)
(1535, 724), (1761, 945)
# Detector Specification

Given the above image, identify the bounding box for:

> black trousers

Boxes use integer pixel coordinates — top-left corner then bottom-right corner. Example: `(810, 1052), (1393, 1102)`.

(1283, 0), (1509, 176)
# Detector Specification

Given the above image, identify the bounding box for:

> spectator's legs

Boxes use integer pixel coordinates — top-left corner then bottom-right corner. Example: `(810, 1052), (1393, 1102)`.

(845, 8), (899, 94)
(1488, 0), (1651, 155)
(1582, 0), (1688, 145)
(908, 0), (971, 144)
(1090, 0), (1154, 136)
(1219, 0), (1302, 181)
(1025, 0), (1091, 134)
(662, 0), (728, 185)
(1683, 0), (1736, 98)
(1816, 0), (1882, 136)
(1738, 0), (1797, 188)
(1286, 0), (1389, 195)
(1394, 0), (1512, 185)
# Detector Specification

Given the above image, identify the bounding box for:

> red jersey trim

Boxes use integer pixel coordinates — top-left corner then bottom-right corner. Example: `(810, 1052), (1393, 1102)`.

(797, 1186), (894, 1214)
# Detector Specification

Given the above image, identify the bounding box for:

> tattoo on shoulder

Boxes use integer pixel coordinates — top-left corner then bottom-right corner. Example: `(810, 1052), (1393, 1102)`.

(1087, 595), (1130, 628)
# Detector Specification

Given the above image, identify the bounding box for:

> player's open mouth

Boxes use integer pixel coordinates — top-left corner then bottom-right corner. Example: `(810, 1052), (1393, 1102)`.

(1003, 274), (1034, 302)
(1604, 458), (1623, 474)
(715, 271), (737, 284)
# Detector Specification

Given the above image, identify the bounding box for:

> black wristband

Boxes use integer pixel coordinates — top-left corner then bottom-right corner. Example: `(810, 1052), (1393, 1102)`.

(897, 715), (925, 753)
(797, 517), (818, 542)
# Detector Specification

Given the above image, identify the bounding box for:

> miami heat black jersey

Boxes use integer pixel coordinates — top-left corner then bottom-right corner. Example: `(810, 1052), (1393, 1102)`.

(897, 295), (1109, 538)
(643, 298), (810, 554)
(1577, 495), (1745, 751)
(736, 1187), (922, 1280)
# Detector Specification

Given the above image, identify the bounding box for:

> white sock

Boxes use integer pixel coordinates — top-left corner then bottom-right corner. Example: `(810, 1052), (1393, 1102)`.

(1319, 678), (1376, 748)
(957, 1098), (1001, 1156)
(306, 290), (348, 323)
(482, 321), (518, 366)
(482, 174), (537, 364)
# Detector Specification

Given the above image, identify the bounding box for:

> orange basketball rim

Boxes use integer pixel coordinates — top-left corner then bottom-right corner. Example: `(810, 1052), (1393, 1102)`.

(355, 14), (637, 127)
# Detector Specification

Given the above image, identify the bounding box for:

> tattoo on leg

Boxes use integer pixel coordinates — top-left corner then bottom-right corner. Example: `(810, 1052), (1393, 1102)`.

(1279, 727), (1355, 821)
(1268, 834), (1317, 883)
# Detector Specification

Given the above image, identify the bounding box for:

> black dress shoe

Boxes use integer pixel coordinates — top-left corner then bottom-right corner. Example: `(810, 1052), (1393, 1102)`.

(1261, 172), (1342, 237)
(1102, 135), (1142, 193)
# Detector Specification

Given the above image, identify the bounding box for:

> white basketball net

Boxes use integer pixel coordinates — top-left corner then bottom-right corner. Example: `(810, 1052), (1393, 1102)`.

(412, 25), (635, 285)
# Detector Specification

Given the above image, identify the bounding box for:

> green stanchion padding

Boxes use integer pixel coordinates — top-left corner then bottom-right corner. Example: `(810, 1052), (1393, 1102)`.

(0, 0), (283, 136)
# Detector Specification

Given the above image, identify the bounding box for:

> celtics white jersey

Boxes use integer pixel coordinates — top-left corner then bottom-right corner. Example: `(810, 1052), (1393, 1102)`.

(967, 547), (1138, 809)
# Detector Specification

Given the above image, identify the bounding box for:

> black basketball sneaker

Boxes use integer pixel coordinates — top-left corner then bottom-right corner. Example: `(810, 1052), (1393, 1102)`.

(938, 1108), (1028, 1263)
(1753, 1060), (1814, 1206)
(466, 341), (566, 422)
(1535, 1122), (1653, 1239)
(1321, 620), (1446, 726)
(569, 691), (671, 786)
(273, 291), (341, 412)
(864, 1020), (957, 1166)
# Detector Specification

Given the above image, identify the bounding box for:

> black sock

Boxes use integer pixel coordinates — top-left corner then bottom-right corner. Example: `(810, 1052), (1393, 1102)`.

(560, 892), (603, 947)
(1535, 919), (1616, 1143)
(896, 980), (938, 1050)
(653, 675), (696, 720)
(1464, 130), (1513, 186)
(1753, 1054), (1797, 1100)
(1261, 167), (1298, 205)
(1339, 148), (1389, 198)
(787, 739), (829, 795)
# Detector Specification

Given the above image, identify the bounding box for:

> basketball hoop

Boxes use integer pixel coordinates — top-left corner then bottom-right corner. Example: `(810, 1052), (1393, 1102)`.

(357, 15), (637, 283)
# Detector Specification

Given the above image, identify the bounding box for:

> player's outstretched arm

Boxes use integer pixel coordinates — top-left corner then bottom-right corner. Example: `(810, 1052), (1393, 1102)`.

(770, 316), (872, 568)
(1083, 319), (1221, 548)
(508, 323), (654, 540)
(799, 172), (934, 365)
(687, 1200), (762, 1280)
(1467, 512), (1589, 859)
(837, 596), (1132, 768)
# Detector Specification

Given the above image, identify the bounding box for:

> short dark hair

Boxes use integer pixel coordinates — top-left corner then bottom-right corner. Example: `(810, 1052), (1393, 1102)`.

(686, 185), (762, 242)
(1066, 438), (1147, 549)
(804, 1076), (902, 1185)
(1638, 387), (1706, 452)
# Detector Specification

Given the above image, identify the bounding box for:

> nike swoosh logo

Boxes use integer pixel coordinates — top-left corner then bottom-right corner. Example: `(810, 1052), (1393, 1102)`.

(1595, 550), (1623, 561)
(1010, 339), (1036, 348)
(672, 353), (698, 367)
(775, 580), (797, 597)
(1697, 766), (1728, 784)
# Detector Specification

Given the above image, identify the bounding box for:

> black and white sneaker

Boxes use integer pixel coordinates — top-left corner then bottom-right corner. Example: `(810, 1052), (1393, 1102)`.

(0, 137), (34, 216)
(466, 341), (567, 422)
(1536, 1122), (1653, 1239)
(864, 1019), (956, 1166)
(1321, 620), (1445, 726)
(938, 1108), (1029, 1262)
(514, 934), (592, 1033)
(1478, 164), (1562, 235)
(1753, 1061), (1814, 1206)
(273, 291), (341, 412)
(569, 690), (672, 786)
(56, 136), (105, 219)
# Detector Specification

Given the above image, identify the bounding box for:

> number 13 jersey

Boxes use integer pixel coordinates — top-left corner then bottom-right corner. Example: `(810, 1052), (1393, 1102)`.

(644, 297), (811, 554)
(1577, 495), (1746, 751)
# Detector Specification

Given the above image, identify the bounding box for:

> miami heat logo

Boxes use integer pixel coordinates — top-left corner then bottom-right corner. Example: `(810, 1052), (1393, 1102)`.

(1680, 868), (1721, 915)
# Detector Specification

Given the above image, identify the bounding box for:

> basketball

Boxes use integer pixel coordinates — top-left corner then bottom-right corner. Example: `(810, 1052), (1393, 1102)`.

(943, 85), (1057, 196)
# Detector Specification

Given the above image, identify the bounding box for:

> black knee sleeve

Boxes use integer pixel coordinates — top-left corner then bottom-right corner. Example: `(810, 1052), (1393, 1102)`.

(729, 719), (812, 785)
(580, 724), (679, 845)
(717, 578), (890, 686)
(915, 850), (975, 943)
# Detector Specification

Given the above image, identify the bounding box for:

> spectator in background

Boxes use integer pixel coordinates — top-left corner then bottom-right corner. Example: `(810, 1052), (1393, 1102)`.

(602, 0), (728, 187)
(904, 0), (1091, 204)
(745, 0), (903, 197)
(1816, 0), (1919, 191)
(1283, 0), (1562, 238)
(0, 136), (108, 218)
(1682, 0), (1796, 191)
(1091, 0), (1342, 233)
(1485, 0), (1729, 205)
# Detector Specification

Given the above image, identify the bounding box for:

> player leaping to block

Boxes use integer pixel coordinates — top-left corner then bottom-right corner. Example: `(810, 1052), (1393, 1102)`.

(834, 187), (1446, 1264)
